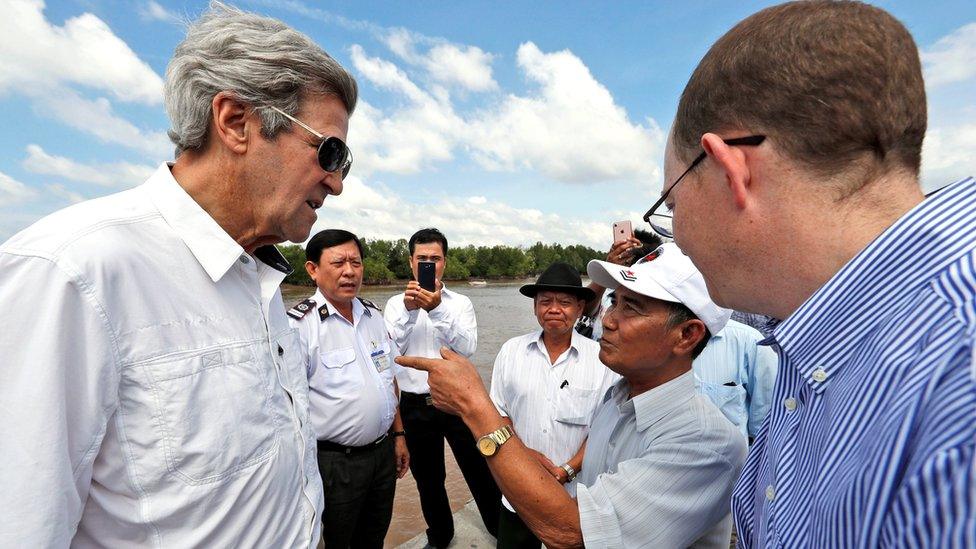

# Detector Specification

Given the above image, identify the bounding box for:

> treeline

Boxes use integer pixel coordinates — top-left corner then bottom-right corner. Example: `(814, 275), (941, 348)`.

(281, 240), (605, 286)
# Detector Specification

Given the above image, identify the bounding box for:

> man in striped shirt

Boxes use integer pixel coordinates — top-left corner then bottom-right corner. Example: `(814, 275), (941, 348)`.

(649, 1), (975, 546)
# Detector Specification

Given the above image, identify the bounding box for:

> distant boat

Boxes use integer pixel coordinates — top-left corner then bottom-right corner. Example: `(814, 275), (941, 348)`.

(468, 280), (487, 287)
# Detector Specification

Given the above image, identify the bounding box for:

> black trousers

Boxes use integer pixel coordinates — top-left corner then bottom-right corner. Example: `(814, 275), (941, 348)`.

(318, 437), (396, 549)
(400, 391), (502, 547)
(497, 507), (541, 549)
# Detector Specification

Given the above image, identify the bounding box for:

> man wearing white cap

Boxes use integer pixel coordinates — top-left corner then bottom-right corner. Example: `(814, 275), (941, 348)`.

(396, 243), (748, 548)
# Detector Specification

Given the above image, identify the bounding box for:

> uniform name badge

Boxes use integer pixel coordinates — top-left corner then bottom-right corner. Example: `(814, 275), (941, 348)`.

(370, 349), (390, 373)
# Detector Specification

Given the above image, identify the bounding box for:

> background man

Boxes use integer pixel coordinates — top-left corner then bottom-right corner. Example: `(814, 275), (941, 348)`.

(653, 1), (976, 545)
(289, 230), (409, 548)
(490, 262), (619, 548)
(397, 243), (746, 547)
(383, 228), (501, 547)
(0, 4), (356, 546)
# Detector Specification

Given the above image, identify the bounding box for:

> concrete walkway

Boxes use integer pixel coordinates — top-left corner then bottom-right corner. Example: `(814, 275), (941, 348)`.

(396, 500), (495, 548)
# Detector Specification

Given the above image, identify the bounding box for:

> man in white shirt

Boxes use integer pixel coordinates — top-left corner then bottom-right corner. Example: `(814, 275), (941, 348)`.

(490, 262), (619, 548)
(289, 230), (408, 548)
(0, 5), (356, 547)
(384, 228), (501, 547)
(397, 243), (747, 548)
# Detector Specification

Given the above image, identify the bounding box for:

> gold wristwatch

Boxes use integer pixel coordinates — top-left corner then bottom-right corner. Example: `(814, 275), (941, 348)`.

(476, 425), (514, 457)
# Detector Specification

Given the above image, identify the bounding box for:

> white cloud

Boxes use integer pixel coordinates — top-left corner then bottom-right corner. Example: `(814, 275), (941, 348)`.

(922, 22), (976, 88)
(45, 183), (86, 204)
(0, 0), (164, 105)
(0, 171), (38, 206)
(922, 122), (976, 191)
(466, 43), (663, 184)
(139, 1), (183, 25)
(348, 47), (466, 175)
(382, 29), (497, 92)
(23, 145), (156, 188)
(29, 87), (172, 160)
(311, 175), (610, 249)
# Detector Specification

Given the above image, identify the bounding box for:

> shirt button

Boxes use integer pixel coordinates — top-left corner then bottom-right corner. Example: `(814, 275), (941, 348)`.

(765, 485), (776, 501)
(239, 255), (250, 264)
(812, 368), (828, 382)
(783, 397), (797, 411)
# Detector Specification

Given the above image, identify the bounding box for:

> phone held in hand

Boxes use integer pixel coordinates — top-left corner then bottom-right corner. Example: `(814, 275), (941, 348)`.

(418, 261), (436, 292)
(612, 220), (633, 244)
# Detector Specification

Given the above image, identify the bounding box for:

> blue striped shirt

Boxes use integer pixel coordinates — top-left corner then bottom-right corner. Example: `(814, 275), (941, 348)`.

(732, 177), (976, 548)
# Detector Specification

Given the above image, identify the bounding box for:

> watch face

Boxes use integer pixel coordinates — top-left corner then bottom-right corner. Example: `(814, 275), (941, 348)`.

(477, 437), (497, 456)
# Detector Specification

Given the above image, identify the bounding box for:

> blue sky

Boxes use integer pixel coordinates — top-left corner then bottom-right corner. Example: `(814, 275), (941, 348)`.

(1, 0), (974, 248)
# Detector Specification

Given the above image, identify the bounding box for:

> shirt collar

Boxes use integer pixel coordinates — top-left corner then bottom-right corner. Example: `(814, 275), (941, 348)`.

(773, 176), (976, 392)
(609, 370), (695, 432)
(314, 289), (365, 325)
(528, 330), (582, 357)
(143, 163), (292, 282)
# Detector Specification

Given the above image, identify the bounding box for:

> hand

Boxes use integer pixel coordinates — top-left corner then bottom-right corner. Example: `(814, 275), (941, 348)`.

(606, 238), (642, 266)
(404, 280), (442, 312)
(526, 448), (566, 483)
(395, 347), (491, 418)
(394, 436), (410, 479)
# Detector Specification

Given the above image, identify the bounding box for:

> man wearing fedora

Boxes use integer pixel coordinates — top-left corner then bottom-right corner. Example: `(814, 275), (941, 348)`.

(489, 262), (619, 548)
(397, 246), (746, 547)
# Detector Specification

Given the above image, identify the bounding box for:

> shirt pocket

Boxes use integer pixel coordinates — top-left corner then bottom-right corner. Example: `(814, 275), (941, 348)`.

(319, 346), (363, 397)
(139, 342), (280, 485)
(698, 381), (748, 431)
(555, 386), (600, 426)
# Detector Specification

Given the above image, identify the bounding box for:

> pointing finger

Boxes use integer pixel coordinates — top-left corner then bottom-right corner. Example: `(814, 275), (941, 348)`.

(395, 355), (443, 372)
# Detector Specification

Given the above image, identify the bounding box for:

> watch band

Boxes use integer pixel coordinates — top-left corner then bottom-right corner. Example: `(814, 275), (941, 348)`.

(560, 463), (578, 481)
(390, 431), (406, 438)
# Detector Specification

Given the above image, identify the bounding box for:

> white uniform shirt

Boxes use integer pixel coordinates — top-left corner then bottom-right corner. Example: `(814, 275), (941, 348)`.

(384, 285), (477, 393)
(577, 373), (747, 548)
(290, 291), (400, 446)
(489, 330), (619, 511)
(0, 164), (322, 548)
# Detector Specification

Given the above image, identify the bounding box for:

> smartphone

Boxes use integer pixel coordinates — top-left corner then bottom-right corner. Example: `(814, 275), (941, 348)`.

(612, 220), (634, 244)
(417, 261), (436, 292)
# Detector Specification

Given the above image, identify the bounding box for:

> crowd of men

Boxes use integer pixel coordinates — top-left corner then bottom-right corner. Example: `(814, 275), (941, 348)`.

(1, 1), (973, 548)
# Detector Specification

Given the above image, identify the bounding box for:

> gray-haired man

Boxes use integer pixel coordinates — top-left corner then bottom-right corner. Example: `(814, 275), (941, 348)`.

(0, 4), (356, 547)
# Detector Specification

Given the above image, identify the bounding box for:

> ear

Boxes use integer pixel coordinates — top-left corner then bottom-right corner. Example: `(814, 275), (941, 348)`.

(671, 319), (708, 357)
(304, 260), (317, 280)
(211, 91), (251, 155)
(701, 133), (752, 210)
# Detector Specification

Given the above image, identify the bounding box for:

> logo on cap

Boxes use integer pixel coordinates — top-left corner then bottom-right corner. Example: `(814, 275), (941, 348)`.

(620, 269), (637, 282)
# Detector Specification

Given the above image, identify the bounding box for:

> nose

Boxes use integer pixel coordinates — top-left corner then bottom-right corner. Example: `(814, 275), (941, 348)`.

(602, 303), (618, 332)
(323, 171), (343, 197)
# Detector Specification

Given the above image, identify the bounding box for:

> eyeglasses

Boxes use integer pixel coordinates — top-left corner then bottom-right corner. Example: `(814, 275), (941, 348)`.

(267, 106), (353, 179)
(642, 135), (765, 238)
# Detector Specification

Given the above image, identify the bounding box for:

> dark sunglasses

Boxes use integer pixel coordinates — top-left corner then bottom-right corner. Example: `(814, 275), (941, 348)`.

(268, 106), (353, 178)
(643, 135), (765, 238)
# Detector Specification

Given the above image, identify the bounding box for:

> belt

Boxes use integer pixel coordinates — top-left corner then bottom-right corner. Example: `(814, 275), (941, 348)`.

(400, 390), (434, 406)
(316, 434), (388, 455)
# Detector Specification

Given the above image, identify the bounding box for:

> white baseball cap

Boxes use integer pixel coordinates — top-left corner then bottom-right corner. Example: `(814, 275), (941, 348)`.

(586, 243), (731, 334)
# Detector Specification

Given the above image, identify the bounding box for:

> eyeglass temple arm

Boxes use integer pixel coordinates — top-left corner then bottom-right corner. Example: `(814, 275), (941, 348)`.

(267, 106), (324, 139)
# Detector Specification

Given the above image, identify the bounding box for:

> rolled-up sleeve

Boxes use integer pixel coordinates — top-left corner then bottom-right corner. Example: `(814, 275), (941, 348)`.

(576, 442), (743, 548)
(0, 253), (120, 547)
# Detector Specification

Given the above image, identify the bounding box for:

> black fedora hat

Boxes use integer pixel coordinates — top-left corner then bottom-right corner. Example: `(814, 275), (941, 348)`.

(519, 262), (596, 301)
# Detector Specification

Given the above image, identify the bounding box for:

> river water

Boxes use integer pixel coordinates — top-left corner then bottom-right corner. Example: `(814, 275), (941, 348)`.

(281, 279), (553, 546)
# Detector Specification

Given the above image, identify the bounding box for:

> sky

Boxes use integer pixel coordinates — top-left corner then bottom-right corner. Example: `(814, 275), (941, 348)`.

(1, 0), (974, 249)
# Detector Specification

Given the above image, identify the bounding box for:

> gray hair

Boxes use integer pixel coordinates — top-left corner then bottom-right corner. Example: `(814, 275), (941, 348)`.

(164, 2), (358, 157)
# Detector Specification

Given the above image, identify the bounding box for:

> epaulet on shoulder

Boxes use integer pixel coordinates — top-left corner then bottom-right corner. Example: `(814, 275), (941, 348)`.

(359, 297), (381, 312)
(287, 298), (317, 320)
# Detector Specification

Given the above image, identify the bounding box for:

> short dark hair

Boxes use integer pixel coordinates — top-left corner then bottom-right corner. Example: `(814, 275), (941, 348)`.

(673, 0), (926, 186)
(663, 302), (711, 359)
(628, 230), (665, 266)
(409, 228), (448, 257)
(305, 229), (363, 264)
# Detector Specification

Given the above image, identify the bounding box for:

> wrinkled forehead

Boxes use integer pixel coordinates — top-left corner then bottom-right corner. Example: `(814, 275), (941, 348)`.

(535, 290), (581, 302)
(323, 241), (361, 259)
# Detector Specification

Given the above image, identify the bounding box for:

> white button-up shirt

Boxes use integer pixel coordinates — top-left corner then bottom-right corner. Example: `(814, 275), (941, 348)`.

(290, 291), (400, 446)
(0, 164), (322, 548)
(384, 285), (477, 393)
(577, 372), (748, 548)
(490, 330), (619, 511)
